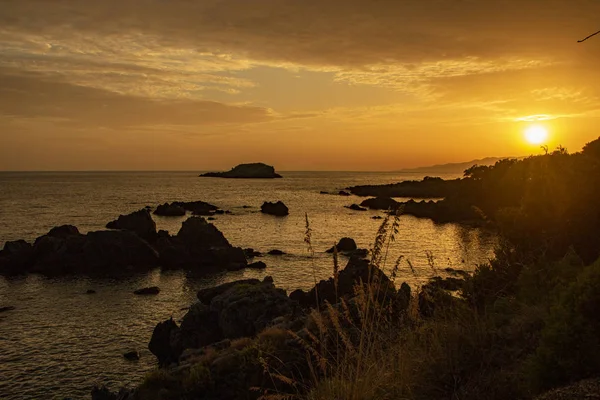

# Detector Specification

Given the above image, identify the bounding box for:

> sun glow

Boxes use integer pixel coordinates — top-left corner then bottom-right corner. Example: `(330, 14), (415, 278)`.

(525, 125), (549, 145)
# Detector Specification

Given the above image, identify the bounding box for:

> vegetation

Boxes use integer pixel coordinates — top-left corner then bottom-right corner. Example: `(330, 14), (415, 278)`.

(132, 137), (600, 399)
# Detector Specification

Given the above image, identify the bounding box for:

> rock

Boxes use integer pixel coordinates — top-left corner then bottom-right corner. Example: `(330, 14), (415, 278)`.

(0, 306), (16, 313)
(154, 202), (186, 217)
(247, 261), (267, 269)
(86, 290), (97, 294)
(173, 200), (219, 216)
(123, 350), (140, 361)
(207, 217), (216, 221)
(0, 239), (34, 275)
(197, 279), (261, 304)
(338, 190), (351, 196)
(372, 215), (383, 219)
(242, 205), (252, 209)
(134, 286), (160, 295)
(261, 201), (289, 216)
(268, 249), (285, 256)
(326, 237), (357, 253)
(106, 209), (157, 241)
(244, 248), (262, 258)
(47, 225), (80, 238)
(360, 197), (401, 210)
(319, 191), (329, 194)
(345, 204), (367, 211)
(24, 228), (159, 276)
(214, 210), (225, 215)
(149, 317), (182, 367)
(91, 386), (135, 400)
(179, 302), (222, 350)
(200, 163), (283, 179)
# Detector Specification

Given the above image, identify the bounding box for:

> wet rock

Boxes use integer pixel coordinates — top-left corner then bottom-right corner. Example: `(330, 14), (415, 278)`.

(0, 306), (16, 313)
(345, 204), (367, 211)
(200, 163), (283, 179)
(326, 237), (357, 253)
(372, 215), (383, 219)
(173, 200), (219, 216)
(47, 225), (80, 238)
(148, 317), (182, 367)
(360, 197), (401, 210)
(338, 190), (351, 196)
(247, 261), (267, 269)
(261, 201), (289, 216)
(123, 350), (140, 361)
(319, 191), (329, 194)
(134, 286), (160, 295)
(106, 209), (157, 242)
(0, 239), (34, 275)
(244, 248), (262, 258)
(154, 202), (186, 217)
(268, 249), (285, 256)
(86, 290), (97, 294)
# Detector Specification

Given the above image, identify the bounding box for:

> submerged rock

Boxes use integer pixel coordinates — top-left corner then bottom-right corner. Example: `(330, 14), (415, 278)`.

(345, 204), (367, 211)
(338, 190), (351, 196)
(173, 200), (219, 216)
(86, 290), (97, 294)
(106, 209), (157, 241)
(247, 261), (267, 269)
(261, 201), (289, 216)
(200, 163), (283, 179)
(268, 249), (285, 256)
(0, 306), (16, 313)
(123, 350), (140, 361)
(134, 286), (160, 295)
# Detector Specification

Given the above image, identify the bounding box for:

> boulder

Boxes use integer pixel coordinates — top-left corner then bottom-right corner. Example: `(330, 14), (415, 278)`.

(360, 197), (401, 210)
(268, 249), (285, 256)
(261, 201), (289, 216)
(200, 163), (283, 179)
(179, 302), (222, 350)
(338, 190), (351, 196)
(247, 261), (267, 269)
(173, 200), (219, 216)
(106, 209), (157, 241)
(47, 225), (80, 238)
(123, 350), (140, 361)
(0, 239), (34, 275)
(197, 279), (261, 304)
(154, 202), (186, 217)
(134, 286), (160, 295)
(345, 204), (367, 211)
(244, 248), (262, 258)
(326, 237), (357, 253)
(148, 318), (182, 367)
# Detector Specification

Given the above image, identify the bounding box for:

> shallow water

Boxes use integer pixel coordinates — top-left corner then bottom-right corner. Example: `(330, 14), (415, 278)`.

(0, 171), (498, 399)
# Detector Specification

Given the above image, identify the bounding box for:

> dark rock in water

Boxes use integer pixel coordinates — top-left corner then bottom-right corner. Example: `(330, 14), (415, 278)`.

(339, 190), (351, 196)
(149, 317), (182, 367)
(347, 176), (457, 198)
(345, 204), (367, 211)
(247, 261), (267, 269)
(123, 350), (140, 361)
(0, 239), (34, 275)
(197, 279), (261, 304)
(0, 306), (16, 313)
(23, 228), (159, 276)
(244, 248), (262, 258)
(200, 162), (283, 179)
(360, 196), (401, 210)
(106, 209), (157, 242)
(319, 191), (329, 194)
(214, 209), (225, 215)
(326, 237), (357, 253)
(134, 286), (160, 295)
(372, 215), (383, 219)
(268, 249), (285, 256)
(172, 200), (219, 216)
(261, 201), (289, 216)
(154, 202), (186, 217)
(207, 217), (216, 221)
(86, 290), (97, 294)
(156, 217), (247, 273)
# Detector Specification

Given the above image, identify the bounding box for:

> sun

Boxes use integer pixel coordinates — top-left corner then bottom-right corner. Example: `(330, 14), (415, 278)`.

(524, 125), (549, 145)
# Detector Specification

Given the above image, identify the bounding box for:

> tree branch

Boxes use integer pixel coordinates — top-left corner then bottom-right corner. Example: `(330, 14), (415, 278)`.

(578, 29), (600, 43)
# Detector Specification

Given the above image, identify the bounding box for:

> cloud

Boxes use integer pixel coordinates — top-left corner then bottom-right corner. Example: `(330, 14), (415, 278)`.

(0, 69), (274, 128)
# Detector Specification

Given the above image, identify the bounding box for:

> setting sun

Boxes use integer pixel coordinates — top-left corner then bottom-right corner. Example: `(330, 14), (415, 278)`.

(525, 125), (549, 145)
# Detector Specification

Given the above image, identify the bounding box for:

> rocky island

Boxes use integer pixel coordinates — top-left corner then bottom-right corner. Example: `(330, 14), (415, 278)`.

(200, 163), (283, 179)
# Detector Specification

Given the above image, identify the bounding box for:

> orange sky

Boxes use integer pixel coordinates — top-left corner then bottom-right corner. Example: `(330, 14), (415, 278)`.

(1, 0), (600, 171)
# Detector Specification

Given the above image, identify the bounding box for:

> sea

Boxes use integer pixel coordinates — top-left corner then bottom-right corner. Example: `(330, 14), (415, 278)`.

(0, 171), (498, 399)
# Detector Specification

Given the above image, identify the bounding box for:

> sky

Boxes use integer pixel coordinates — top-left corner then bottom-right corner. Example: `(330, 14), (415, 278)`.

(1, 0), (600, 171)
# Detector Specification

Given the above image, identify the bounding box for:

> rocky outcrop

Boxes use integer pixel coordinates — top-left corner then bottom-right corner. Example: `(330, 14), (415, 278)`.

(149, 277), (296, 365)
(154, 203), (186, 217)
(348, 176), (460, 198)
(261, 201), (289, 216)
(360, 197), (401, 210)
(0, 226), (159, 276)
(326, 237), (357, 253)
(200, 163), (283, 179)
(247, 261), (267, 269)
(106, 209), (157, 241)
(174, 201), (219, 216)
(155, 217), (247, 273)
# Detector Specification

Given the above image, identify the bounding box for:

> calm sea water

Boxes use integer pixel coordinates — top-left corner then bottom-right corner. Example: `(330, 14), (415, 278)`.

(0, 171), (498, 399)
